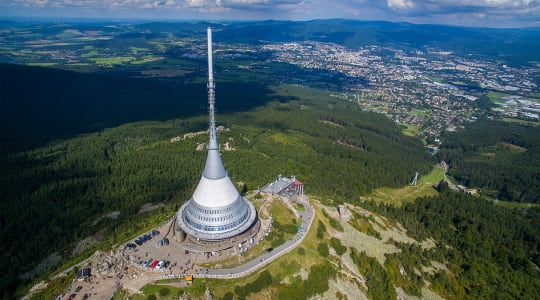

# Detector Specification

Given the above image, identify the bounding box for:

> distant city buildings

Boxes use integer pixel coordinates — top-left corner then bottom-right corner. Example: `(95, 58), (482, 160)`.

(4, 23), (538, 140)
(262, 40), (539, 138)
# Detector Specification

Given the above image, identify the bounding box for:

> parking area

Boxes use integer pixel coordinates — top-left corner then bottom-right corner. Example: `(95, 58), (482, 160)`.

(55, 193), (309, 299)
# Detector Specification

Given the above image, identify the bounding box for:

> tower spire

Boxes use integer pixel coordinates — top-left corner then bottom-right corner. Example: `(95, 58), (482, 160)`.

(176, 27), (258, 245)
(202, 27), (226, 179)
(207, 27), (217, 150)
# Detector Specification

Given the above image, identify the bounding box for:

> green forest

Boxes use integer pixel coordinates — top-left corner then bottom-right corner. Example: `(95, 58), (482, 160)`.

(437, 120), (540, 203)
(2, 62), (540, 299)
(362, 190), (540, 299)
(0, 65), (432, 298)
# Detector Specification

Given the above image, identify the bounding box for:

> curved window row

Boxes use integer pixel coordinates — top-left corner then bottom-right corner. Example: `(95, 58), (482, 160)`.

(189, 212), (235, 223)
(187, 206), (241, 223)
(184, 210), (250, 233)
(192, 201), (241, 215)
(187, 201), (247, 223)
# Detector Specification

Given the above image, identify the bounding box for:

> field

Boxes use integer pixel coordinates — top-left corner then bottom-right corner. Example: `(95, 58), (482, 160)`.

(363, 167), (443, 206)
(502, 117), (540, 126)
(27, 62), (57, 67)
(401, 123), (420, 138)
(487, 91), (509, 104)
(90, 56), (136, 66)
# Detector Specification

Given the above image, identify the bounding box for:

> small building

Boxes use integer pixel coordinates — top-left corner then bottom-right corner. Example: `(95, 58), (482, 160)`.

(261, 175), (304, 197)
(293, 179), (304, 195)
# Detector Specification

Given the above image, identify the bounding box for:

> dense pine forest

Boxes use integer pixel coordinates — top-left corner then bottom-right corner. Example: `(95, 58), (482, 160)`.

(363, 191), (540, 299)
(2, 62), (539, 299)
(0, 64), (432, 298)
(437, 120), (540, 203)
(0, 63), (274, 154)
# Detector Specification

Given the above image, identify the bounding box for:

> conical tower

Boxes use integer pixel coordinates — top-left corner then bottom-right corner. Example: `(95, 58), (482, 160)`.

(176, 28), (257, 242)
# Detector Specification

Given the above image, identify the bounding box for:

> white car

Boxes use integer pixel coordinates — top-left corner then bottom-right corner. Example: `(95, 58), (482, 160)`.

(156, 260), (165, 270)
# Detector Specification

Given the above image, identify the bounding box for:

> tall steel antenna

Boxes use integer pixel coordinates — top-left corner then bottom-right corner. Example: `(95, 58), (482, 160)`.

(201, 27), (226, 179)
(207, 27), (218, 151)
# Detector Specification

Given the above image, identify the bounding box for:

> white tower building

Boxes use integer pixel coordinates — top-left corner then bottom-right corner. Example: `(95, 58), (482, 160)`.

(176, 28), (257, 243)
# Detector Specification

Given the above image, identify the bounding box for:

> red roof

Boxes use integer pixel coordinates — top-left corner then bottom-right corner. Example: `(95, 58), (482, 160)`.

(293, 179), (303, 186)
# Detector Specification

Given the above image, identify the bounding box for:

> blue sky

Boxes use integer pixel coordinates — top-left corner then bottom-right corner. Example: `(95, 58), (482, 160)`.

(0, 0), (539, 28)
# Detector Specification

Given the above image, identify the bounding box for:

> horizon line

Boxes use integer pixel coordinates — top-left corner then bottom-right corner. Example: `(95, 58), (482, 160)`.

(0, 16), (539, 30)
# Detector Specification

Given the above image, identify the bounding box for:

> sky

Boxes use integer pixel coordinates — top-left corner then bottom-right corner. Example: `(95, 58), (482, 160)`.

(0, 0), (539, 28)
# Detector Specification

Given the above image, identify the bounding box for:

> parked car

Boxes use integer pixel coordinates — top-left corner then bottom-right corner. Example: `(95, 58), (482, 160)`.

(149, 260), (159, 269)
(156, 260), (165, 269)
(142, 258), (153, 267)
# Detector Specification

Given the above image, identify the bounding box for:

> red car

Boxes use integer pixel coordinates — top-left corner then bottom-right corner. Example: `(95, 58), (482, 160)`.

(148, 260), (159, 269)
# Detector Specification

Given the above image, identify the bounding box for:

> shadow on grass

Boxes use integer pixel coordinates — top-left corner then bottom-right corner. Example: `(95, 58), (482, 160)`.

(0, 63), (297, 154)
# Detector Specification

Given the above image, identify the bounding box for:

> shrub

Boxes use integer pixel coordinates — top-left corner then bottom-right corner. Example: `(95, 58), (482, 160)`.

(318, 242), (329, 257)
(330, 237), (347, 256)
(316, 220), (326, 239)
(234, 270), (273, 298)
(328, 216), (344, 232)
(158, 287), (170, 296)
(222, 291), (234, 300)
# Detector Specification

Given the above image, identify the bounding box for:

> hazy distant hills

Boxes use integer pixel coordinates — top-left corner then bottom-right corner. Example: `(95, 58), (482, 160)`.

(135, 19), (540, 64)
(2, 19), (538, 66)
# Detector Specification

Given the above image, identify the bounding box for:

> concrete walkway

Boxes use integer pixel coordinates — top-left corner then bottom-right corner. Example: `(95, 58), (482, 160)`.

(158, 196), (315, 280)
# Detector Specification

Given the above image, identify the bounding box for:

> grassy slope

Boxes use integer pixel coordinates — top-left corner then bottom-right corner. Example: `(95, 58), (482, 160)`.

(123, 198), (446, 300)
(363, 167), (443, 206)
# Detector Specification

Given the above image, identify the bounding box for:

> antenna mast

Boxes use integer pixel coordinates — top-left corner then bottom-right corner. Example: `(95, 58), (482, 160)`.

(207, 27), (218, 150)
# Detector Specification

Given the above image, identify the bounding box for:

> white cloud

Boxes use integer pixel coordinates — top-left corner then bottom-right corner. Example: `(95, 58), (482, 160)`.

(0, 0), (538, 27)
(387, 0), (414, 9)
(420, 0), (538, 9)
(227, 0), (270, 3)
(185, 0), (208, 7)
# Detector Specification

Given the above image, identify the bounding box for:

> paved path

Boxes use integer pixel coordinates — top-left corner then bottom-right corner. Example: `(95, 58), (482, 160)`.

(159, 197), (315, 280)
(35, 197), (315, 300)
